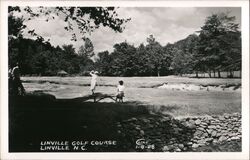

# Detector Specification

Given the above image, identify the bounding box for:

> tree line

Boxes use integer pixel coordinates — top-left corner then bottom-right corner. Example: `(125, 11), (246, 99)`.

(9, 7), (241, 78)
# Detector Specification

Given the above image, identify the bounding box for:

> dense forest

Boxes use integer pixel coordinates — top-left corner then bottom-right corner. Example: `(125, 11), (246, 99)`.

(8, 7), (241, 77)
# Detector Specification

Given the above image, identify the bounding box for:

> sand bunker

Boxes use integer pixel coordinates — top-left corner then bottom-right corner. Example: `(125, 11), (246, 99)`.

(158, 83), (241, 92)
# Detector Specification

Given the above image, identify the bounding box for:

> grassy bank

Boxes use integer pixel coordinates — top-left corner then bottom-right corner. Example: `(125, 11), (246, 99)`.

(9, 92), (241, 152)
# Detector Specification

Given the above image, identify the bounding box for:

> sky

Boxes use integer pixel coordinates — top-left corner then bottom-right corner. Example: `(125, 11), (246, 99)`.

(22, 7), (241, 53)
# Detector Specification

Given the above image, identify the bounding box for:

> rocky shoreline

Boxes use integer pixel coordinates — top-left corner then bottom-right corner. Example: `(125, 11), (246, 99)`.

(117, 113), (241, 152)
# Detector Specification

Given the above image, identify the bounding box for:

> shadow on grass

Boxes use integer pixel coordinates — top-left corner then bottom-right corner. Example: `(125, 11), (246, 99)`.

(9, 92), (195, 152)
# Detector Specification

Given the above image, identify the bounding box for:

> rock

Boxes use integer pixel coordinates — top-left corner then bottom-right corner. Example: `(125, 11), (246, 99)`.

(187, 142), (193, 146)
(211, 131), (217, 137)
(189, 119), (196, 125)
(187, 123), (196, 129)
(202, 132), (209, 138)
(195, 119), (201, 125)
(194, 130), (203, 137)
(135, 126), (141, 130)
(197, 139), (206, 145)
(197, 127), (205, 132)
(231, 136), (240, 140)
(219, 116), (225, 121)
(205, 138), (213, 142)
(205, 116), (213, 120)
(192, 143), (199, 148)
(199, 125), (207, 129)
(175, 148), (181, 152)
(224, 114), (230, 119)
(216, 132), (222, 137)
(160, 117), (171, 122)
(232, 118), (238, 121)
(178, 144), (184, 149)
(228, 133), (237, 137)
(208, 125), (216, 129)
(201, 122), (208, 126)
(173, 128), (180, 134)
(218, 136), (227, 142)
(140, 130), (145, 136)
(124, 117), (137, 123)
(206, 129), (212, 134)
(216, 125), (221, 128)
(213, 139), (218, 144)
(162, 146), (170, 152)
(141, 118), (150, 123)
(167, 145), (175, 150)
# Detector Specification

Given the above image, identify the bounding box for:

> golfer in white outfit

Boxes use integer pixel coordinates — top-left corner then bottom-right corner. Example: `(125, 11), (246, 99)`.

(90, 70), (98, 95)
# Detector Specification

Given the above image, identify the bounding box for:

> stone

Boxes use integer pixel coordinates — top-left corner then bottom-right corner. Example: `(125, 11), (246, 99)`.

(175, 148), (181, 152)
(140, 130), (145, 136)
(224, 114), (230, 119)
(213, 139), (218, 144)
(167, 145), (175, 150)
(197, 127), (205, 132)
(211, 131), (217, 137)
(192, 144), (199, 148)
(141, 118), (150, 123)
(197, 139), (206, 145)
(189, 119), (196, 125)
(187, 122), (196, 129)
(135, 126), (141, 130)
(125, 117), (138, 123)
(216, 125), (222, 128)
(201, 122), (208, 126)
(160, 117), (171, 122)
(178, 144), (184, 149)
(206, 129), (212, 135)
(219, 116), (225, 121)
(187, 142), (193, 146)
(202, 132), (209, 138)
(195, 119), (201, 125)
(231, 136), (240, 140)
(208, 125), (216, 129)
(154, 139), (162, 143)
(194, 130), (203, 137)
(217, 132), (222, 137)
(205, 138), (213, 142)
(162, 146), (170, 152)
(173, 128), (180, 134)
(218, 136), (227, 142)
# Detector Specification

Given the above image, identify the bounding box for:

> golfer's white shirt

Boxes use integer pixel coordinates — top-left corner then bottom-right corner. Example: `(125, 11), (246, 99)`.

(117, 85), (125, 92)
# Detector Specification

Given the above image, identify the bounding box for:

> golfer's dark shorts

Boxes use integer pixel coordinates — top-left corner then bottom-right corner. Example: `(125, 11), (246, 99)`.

(117, 92), (124, 98)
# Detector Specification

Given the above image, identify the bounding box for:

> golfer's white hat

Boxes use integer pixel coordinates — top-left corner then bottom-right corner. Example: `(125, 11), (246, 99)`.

(94, 71), (99, 74)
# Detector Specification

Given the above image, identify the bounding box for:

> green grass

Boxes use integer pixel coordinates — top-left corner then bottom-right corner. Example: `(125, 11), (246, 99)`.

(22, 76), (241, 117)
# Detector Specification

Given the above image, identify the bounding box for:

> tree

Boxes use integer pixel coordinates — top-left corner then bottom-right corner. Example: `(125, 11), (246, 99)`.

(145, 35), (168, 76)
(8, 13), (26, 38)
(78, 38), (94, 58)
(8, 6), (130, 41)
(95, 51), (112, 76)
(110, 42), (137, 76)
(197, 13), (241, 78)
(171, 34), (199, 77)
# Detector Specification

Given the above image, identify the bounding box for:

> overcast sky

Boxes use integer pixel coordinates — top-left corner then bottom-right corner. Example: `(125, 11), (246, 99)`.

(23, 7), (241, 53)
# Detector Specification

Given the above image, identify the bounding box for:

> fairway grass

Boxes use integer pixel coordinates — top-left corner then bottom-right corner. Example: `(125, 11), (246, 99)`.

(22, 76), (241, 117)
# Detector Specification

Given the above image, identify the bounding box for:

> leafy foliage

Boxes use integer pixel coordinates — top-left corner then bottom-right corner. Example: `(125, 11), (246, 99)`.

(8, 9), (241, 78)
(8, 6), (131, 41)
